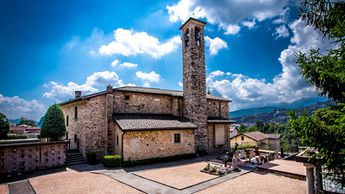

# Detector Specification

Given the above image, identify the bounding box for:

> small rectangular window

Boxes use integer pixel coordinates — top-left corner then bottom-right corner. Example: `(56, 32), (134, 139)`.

(74, 134), (77, 143)
(74, 106), (78, 120)
(124, 95), (130, 100)
(66, 115), (69, 126)
(174, 133), (181, 143)
(116, 135), (119, 146)
(241, 136), (244, 141)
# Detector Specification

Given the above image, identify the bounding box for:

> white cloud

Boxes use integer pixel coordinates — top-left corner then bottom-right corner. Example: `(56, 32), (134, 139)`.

(121, 62), (138, 68)
(209, 70), (225, 78)
(0, 94), (45, 120)
(167, 0), (289, 35)
(274, 25), (290, 39)
(242, 20), (256, 29)
(178, 82), (183, 87)
(224, 24), (241, 35)
(205, 36), (228, 55)
(110, 59), (120, 67)
(99, 28), (180, 59)
(207, 18), (334, 111)
(136, 71), (160, 83)
(43, 71), (126, 101)
(110, 59), (138, 68)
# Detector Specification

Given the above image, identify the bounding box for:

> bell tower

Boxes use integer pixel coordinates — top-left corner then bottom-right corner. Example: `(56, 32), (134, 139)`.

(180, 18), (208, 153)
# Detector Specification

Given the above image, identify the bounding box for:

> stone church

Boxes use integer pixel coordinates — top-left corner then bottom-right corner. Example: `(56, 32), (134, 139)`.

(60, 18), (232, 161)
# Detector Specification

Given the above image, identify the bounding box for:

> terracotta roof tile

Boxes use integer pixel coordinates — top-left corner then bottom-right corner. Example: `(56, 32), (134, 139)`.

(113, 113), (197, 131)
(244, 131), (269, 141)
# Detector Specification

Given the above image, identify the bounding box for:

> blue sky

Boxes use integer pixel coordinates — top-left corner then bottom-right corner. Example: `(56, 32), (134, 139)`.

(0, 0), (332, 120)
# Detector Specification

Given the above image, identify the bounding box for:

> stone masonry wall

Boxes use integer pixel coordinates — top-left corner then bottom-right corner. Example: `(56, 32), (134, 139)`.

(207, 100), (230, 118)
(113, 91), (175, 114)
(0, 141), (67, 175)
(182, 20), (208, 152)
(61, 95), (107, 157)
(114, 123), (123, 155)
(122, 129), (195, 161)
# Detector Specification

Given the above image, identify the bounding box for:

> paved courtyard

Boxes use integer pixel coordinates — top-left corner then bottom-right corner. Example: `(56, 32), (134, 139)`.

(257, 159), (306, 176)
(196, 170), (306, 194)
(1, 158), (307, 194)
(30, 170), (143, 194)
(0, 184), (7, 193)
(134, 162), (217, 189)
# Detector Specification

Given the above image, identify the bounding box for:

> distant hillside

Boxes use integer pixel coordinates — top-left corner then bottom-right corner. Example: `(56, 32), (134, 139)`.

(230, 97), (328, 118)
(37, 116), (44, 127)
(232, 100), (335, 124)
(8, 119), (21, 125)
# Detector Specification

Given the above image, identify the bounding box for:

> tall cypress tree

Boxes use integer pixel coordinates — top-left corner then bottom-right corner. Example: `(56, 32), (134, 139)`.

(41, 104), (66, 141)
(0, 112), (9, 139)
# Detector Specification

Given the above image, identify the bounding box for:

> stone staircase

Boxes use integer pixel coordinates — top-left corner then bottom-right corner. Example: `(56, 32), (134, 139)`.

(66, 150), (86, 166)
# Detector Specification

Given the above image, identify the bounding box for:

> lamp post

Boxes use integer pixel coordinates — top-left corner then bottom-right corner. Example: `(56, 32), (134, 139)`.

(273, 110), (279, 156)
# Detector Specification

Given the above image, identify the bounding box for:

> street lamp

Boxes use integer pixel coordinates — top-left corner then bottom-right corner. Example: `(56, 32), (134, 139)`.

(273, 110), (280, 157)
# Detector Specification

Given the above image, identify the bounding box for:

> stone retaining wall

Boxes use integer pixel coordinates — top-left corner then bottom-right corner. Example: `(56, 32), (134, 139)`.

(0, 141), (67, 175)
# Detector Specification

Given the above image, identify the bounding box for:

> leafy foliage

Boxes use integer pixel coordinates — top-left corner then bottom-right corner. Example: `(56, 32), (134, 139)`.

(102, 155), (121, 167)
(41, 104), (66, 141)
(297, 0), (345, 102)
(293, 0), (345, 184)
(18, 117), (37, 127)
(0, 112), (10, 139)
(289, 105), (345, 183)
(86, 151), (99, 165)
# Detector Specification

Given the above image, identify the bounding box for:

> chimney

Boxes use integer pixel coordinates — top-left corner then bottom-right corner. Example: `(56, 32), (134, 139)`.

(106, 84), (113, 93)
(75, 91), (82, 98)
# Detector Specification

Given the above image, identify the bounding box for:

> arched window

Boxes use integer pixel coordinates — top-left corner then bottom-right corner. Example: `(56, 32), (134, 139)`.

(195, 27), (201, 46)
(184, 28), (190, 48)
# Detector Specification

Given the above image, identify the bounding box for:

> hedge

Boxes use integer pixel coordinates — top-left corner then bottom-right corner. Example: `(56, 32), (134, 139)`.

(122, 153), (196, 167)
(102, 155), (121, 167)
(86, 151), (98, 165)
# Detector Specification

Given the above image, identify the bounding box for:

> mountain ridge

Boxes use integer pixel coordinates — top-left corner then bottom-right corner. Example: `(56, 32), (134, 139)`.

(230, 97), (328, 118)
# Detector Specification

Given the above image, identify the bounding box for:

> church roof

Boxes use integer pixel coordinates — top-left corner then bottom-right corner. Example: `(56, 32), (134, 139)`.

(113, 113), (197, 131)
(116, 86), (230, 101)
(59, 86), (230, 106)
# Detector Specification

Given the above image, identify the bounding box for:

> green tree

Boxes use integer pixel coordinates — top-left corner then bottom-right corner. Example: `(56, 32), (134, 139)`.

(41, 104), (66, 141)
(255, 120), (264, 131)
(18, 117), (37, 127)
(289, 106), (345, 182)
(297, 0), (345, 102)
(0, 112), (10, 139)
(290, 0), (345, 184)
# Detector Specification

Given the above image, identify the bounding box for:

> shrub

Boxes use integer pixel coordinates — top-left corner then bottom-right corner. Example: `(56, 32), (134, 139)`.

(237, 144), (256, 150)
(86, 151), (98, 165)
(41, 104), (66, 141)
(0, 113), (9, 139)
(122, 153), (196, 167)
(102, 155), (121, 167)
(5, 134), (27, 139)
